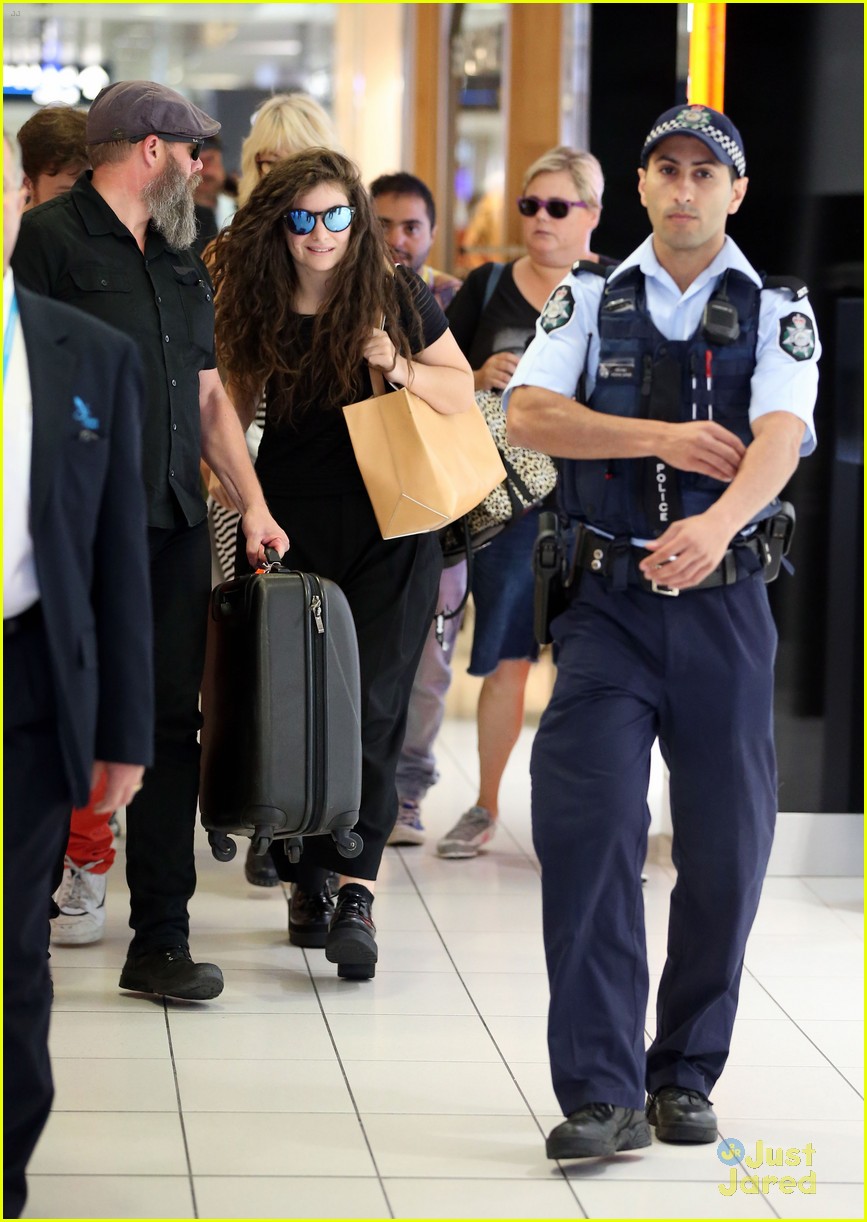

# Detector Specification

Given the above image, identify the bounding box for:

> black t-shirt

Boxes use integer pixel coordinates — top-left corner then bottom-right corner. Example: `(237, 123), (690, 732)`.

(446, 262), (539, 370)
(256, 265), (447, 499)
(446, 257), (619, 372)
(11, 173), (216, 530)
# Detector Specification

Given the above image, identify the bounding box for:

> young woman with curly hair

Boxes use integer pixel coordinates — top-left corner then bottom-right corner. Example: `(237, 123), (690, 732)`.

(211, 148), (473, 978)
(203, 98), (344, 896)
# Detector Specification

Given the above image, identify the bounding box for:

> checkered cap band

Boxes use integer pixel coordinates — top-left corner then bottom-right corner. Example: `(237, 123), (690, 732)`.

(642, 114), (746, 177)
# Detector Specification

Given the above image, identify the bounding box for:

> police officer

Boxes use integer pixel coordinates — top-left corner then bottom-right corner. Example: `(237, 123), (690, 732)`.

(505, 105), (819, 1160)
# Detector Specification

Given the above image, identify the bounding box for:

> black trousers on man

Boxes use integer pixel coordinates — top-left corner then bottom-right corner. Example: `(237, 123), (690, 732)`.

(4, 611), (73, 1218)
(124, 520), (211, 954)
(256, 490), (442, 888)
(532, 559), (778, 1115)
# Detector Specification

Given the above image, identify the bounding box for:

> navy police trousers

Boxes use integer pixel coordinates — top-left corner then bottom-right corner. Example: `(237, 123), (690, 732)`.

(531, 559), (777, 1115)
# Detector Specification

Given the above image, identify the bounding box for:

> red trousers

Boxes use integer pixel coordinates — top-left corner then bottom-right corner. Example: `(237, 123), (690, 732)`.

(66, 771), (115, 874)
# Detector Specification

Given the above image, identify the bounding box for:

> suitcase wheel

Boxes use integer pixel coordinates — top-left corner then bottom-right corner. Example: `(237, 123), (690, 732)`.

(282, 838), (303, 864)
(251, 832), (273, 856)
(333, 828), (363, 859)
(209, 833), (237, 863)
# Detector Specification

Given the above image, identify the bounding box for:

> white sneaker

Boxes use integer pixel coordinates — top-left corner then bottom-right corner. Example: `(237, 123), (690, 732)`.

(437, 806), (496, 859)
(50, 857), (107, 945)
(388, 800), (426, 846)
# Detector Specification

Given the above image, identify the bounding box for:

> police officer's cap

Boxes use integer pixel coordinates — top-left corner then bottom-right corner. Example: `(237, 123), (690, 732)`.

(86, 80), (221, 146)
(641, 104), (746, 178)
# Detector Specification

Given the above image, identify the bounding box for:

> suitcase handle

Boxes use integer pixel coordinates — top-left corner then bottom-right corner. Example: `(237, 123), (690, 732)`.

(261, 545), (288, 573)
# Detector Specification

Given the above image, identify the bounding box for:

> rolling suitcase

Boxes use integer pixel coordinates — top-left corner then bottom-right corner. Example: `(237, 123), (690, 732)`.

(200, 549), (363, 865)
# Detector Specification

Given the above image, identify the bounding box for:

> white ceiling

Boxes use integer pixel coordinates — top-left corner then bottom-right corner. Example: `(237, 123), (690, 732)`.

(3, 4), (337, 94)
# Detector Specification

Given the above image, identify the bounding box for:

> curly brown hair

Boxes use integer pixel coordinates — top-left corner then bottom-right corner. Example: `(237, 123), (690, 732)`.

(211, 147), (415, 422)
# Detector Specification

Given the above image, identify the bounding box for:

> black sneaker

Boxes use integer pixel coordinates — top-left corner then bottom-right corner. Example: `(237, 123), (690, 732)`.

(119, 947), (224, 1000)
(288, 883), (335, 949)
(646, 1086), (718, 1143)
(325, 884), (377, 980)
(546, 1103), (652, 1159)
(244, 843), (279, 887)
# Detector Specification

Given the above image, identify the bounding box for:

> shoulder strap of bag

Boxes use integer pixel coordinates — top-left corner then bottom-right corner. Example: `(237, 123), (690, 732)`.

(481, 262), (505, 313)
(435, 523), (474, 643)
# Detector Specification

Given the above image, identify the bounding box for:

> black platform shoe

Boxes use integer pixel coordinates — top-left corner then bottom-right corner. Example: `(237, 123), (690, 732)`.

(287, 883), (335, 948)
(325, 883), (377, 979)
(244, 843), (279, 888)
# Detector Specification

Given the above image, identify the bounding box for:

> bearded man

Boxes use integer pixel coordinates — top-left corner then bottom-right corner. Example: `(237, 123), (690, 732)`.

(11, 80), (290, 1002)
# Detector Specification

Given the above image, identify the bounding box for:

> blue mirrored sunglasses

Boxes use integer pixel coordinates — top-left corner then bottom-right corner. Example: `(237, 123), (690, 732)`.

(517, 196), (589, 219)
(283, 205), (356, 235)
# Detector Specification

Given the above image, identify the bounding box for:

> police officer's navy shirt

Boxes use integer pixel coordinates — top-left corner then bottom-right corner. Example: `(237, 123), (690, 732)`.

(504, 235), (819, 457)
(11, 172), (216, 529)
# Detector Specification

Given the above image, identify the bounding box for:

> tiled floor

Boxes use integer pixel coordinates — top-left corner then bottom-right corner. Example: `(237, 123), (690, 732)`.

(27, 721), (864, 1219)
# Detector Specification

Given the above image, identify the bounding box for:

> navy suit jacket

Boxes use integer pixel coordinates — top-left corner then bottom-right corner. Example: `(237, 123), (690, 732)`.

(16, 282), (154, 807)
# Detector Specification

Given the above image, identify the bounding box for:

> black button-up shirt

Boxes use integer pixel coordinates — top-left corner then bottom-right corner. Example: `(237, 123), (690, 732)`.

(11, 172), (216, 528)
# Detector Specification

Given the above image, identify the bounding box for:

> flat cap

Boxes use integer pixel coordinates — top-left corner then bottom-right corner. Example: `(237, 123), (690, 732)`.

(641, 104), (746, 178)
(86, 80), (220, 146)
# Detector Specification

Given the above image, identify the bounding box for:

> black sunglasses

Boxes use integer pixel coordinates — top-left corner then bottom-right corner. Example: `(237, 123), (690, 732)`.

(283, 205), (356, 235)
(517, 196), (589, 219)
(131, 134), (203, 160)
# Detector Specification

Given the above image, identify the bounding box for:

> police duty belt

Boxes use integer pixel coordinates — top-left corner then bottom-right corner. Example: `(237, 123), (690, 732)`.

(570, 525), (781, 596)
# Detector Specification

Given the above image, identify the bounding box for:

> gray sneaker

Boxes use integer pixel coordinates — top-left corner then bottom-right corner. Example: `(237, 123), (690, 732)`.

(388, 800), (426, 846)
(51, 857), (107, 945)
(437, 806), (496, 859)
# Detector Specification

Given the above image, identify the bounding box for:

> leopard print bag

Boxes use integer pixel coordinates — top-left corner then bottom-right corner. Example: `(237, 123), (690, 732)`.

(440, 388), (558, 564)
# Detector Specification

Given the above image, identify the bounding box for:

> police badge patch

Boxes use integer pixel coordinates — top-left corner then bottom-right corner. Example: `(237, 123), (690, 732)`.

(779, 312), (816, 361)
(540, 285), (574, 333)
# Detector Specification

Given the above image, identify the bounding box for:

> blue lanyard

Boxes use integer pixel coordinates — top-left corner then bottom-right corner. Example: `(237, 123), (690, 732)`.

(4, 292), (20, 384)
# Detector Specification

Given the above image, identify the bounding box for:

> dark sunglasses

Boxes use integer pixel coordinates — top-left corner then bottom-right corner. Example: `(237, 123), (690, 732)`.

(131, 134), (203, 160)
(283, 205), (356, 235)
(517, 196), (589, 219)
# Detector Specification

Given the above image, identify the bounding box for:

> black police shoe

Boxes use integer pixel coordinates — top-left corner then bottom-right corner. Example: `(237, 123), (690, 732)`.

(288, 883), (335, 948)
(244, 843), (279, 887)
(546, 1103), (652, 1159)
(646, 1086), (718, 1143)
(325, 883), (377, 980)
(119, 947), (224, 1000)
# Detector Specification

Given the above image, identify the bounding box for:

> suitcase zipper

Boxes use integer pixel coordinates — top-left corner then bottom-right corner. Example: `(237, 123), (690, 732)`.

(308, 577), (327, 823)
(310, 594), (325, 634)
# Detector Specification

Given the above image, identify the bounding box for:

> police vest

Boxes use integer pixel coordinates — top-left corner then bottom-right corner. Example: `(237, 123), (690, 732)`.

(559, 264), (778, 539)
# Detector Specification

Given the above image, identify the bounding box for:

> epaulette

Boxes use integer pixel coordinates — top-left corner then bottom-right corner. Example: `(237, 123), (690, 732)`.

(761, 274), (810, 300)
(571, 259), (613, 279)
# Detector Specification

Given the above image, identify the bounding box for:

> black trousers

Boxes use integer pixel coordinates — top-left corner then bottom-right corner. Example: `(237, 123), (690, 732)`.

(250, 491), (441, 886)
(124, 520), (211, 954)
(532, 562), (778, 1114)
(3, 613), (73, 1219)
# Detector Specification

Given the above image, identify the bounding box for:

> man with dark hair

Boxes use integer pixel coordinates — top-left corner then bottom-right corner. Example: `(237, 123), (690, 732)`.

(17, 105), (88, 207)
(17, 105), (115, 950)
(192, 134), (234, 253)
(368, 170), (465, 849)
(370, 171), (462, 312)
(12, 79), (289, 1003)
(506, 104), (819, 1160)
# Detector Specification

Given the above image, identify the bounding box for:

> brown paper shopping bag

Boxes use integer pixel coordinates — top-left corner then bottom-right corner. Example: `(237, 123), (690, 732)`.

(343, 371), (506, 539)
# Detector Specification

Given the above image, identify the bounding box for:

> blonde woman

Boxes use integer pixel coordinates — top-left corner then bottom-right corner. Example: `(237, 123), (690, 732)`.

(236, 93), (344, 206)
(438, 147), (616, 858)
